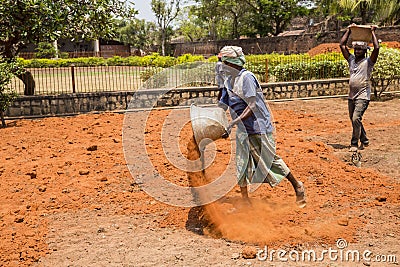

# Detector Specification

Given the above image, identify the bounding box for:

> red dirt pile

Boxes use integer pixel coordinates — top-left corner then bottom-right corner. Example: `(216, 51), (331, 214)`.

(308, 43), (341, 56)
(308, 41), (400, 56)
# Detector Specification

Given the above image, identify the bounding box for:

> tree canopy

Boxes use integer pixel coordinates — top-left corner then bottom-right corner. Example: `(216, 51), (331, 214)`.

(151, 0), (182, 56)
(116, 18), (158, 51)
(0, 0), (136, 60)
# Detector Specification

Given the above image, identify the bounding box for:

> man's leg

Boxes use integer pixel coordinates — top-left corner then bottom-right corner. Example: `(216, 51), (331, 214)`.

(286, 172), (306, 208)
(240, 186), (249, 199)
(348, 99), (358, 149)
(248, 134), (306, 207)
(352, 99), (370, 148)
(359, 100), (370, 146)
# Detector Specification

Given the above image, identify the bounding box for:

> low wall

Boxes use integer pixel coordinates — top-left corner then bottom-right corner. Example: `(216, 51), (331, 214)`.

(5, 78), (400, 118)
(173, 26), (400, 56)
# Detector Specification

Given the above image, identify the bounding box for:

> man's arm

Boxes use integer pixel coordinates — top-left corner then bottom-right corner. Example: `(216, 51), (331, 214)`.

(370, 26), (380, 64)
(339, 27), (351, 61)
(222, 96), (256, 138)
(231, 96), (256, 126)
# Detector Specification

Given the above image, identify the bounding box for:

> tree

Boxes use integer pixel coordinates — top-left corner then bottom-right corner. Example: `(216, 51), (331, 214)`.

(338, 0), (374, 24)
(116, 19), (158, 51)
(0, 59), (21, 127)
(192, 0), (223, 40)
(244, 0), (309, 36)
(219, 0), (249, 39)
(322, 0), (400, 25)
(151, 0), (182, 56)
(0, 0), (136, 95)
(175, 6), (209, 42)
(193, 0), (253, 40)
(35, 42), (58, 59)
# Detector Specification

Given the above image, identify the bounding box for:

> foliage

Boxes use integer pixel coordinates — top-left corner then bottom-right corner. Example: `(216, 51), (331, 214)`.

(370, 47), (400, 97)
(151, 0), (182, 56)
(115, 18), (158, 51)
(19, 53), (199, 68)
(244, 52), (349, 82)
(0, 0), (136, 60)
(310, 0), (400, 26)
(35, 42), (58, 59)
(141, 62), (215, 89)
(271, 60), (348, 81)
(140, 67), (165, 83)
(176, 54), (205, 64)
(0, 0), (135, 95)
(174, 6), (209, 42)
(243, 0), (309, 36)
(192, 0), (226, 40)
(18, 57), (108, 68)
(337, 0), (400, 25)
(0, 59), (22, 127)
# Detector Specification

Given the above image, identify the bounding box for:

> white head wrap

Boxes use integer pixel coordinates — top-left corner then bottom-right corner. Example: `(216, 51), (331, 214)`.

(352, 41), (369, 50)
(219, 46), (246, 66)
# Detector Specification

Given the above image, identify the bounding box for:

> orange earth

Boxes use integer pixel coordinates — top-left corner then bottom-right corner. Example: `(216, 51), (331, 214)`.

(1, 97), (399, 266)
(308, 41), (400, 56)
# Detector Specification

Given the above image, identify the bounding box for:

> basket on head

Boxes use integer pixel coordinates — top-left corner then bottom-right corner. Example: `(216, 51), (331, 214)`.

(190, 104), (229, 149)
(349, 25), (373, 43)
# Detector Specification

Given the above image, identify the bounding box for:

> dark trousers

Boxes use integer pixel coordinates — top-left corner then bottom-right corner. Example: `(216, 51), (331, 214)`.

(348, 99), (369, 147)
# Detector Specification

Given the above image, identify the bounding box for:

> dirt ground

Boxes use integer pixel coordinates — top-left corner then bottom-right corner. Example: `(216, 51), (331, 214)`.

(1, 96), (399, 267)
(307, 41), (400, 56)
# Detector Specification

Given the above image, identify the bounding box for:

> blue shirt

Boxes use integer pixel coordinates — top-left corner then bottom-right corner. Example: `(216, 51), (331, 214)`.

(220, 69), (273, 134)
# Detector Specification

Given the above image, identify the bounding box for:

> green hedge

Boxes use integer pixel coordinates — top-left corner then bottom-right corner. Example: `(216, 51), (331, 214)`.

(17, 48), (400, 83)
(18, 53), (205, 68)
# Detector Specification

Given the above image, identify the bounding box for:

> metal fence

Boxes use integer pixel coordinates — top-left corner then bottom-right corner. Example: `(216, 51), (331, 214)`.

(246, 53), (347, 83)
(11, 65), (152, 95)
(19, 51), (133, 59)
(10, 55), (348, 95)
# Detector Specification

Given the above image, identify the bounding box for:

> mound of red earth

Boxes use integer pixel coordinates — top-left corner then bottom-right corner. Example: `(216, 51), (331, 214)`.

(308, 43), (342, 56)
(308, 41), (400, 56)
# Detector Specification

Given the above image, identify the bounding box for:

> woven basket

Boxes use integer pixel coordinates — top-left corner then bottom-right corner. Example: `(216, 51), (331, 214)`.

(349, 25), (372, 42)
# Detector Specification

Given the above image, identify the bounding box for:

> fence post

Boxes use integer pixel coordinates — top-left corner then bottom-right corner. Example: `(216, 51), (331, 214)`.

(71, 64), (76, 93)
(265, 58), (269, 83)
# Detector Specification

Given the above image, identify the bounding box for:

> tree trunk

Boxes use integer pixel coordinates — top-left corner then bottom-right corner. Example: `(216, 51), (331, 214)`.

(2, 43), (35, 95)
(0, 110), (5, 128)
(232, 15), (239, 39)
(360, 2), (368, 24)
(211, 20), (217, 40)
(17, 70), (35, 95)
(161, 30), (166, 56)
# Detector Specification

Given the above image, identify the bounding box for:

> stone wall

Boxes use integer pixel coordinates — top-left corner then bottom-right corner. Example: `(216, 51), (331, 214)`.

(5, 78), (400, 118)
(172, 26), (400, 56)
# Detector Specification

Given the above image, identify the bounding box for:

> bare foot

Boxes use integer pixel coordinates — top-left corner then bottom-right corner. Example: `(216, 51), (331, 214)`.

(295, 181), (307, 208)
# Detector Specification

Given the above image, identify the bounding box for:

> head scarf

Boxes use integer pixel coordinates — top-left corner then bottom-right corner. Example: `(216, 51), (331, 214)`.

(219, 46), (246, 67)
(352, 41), (369, 50)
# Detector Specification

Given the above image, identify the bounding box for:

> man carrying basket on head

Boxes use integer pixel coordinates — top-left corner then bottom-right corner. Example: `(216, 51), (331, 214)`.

(339, 24), (380, 152)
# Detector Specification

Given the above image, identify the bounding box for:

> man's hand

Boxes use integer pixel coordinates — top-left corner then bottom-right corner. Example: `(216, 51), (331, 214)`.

(222, 124), (233, 139)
